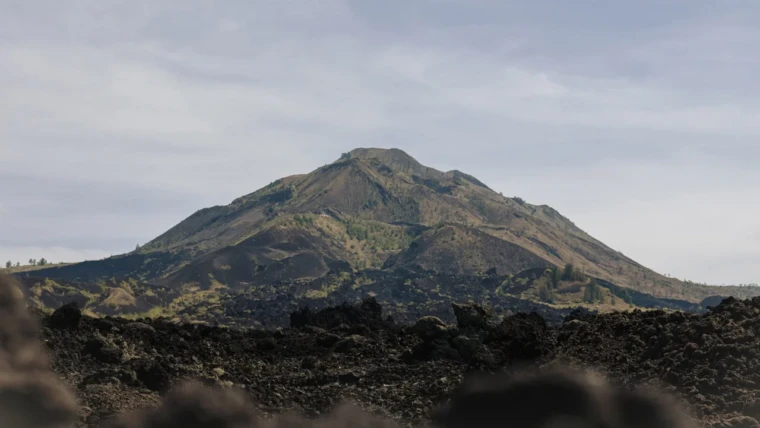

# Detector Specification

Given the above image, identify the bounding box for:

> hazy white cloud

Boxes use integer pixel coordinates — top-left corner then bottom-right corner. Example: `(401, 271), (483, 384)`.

(1, 0), (759, 284)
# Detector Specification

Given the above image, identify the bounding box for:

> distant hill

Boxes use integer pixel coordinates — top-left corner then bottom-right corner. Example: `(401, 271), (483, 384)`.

(18, 148), (760, 323)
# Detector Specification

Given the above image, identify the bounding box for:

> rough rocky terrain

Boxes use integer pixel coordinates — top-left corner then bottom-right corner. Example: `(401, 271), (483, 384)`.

(21, 265), (714, 330)
(36, 293), (760, 428)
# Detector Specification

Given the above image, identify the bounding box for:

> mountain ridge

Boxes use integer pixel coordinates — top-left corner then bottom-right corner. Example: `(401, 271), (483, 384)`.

(17, 147), (760, 322)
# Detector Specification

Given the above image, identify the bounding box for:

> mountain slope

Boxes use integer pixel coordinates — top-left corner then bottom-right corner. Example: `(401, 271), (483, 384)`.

(383, 224), (552, 275)
(24, 148), (760, 306)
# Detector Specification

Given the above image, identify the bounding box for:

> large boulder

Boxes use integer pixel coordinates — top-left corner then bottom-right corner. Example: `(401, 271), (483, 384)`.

(49, 302), (82, 330)
(452, 303), (493, 329)
(450, 335), (483, 361)
(413, 316), (449, 342)
(131, 359), (171, 393)
(124, 322), (156, 335)
(492, 312), (552, 364)
(83, 337), (123, 364)
(290, 297), (387, 330)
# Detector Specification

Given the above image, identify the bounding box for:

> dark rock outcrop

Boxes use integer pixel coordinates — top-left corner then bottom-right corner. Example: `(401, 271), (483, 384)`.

(49, 301), (82, 329)
(290, 297), (388, 330)
(452, 303), (493, 329)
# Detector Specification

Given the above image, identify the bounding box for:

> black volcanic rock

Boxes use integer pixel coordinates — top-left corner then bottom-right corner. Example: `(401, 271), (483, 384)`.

(83, 337), (123, 364)
(290, 297), (388, 330)
(701, 295), (729, 309)
(413, 316), (449, 342)
(334, 335), (365, 353)
(491, 312), (551, 365)
(49, 302), (82, 329)
(452, 303), (493, 329)
(131, 359), (171, 393)
(36, 295), (760, 427)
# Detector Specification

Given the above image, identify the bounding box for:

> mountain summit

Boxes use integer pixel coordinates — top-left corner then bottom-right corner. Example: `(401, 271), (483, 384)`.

(136, 146), (592, 282)
(21, 148), (760, 322)
(344, 148), (424, 171)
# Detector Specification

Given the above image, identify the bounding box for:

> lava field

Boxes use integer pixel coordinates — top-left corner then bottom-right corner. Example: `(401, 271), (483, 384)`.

(4, 273), (760, 427)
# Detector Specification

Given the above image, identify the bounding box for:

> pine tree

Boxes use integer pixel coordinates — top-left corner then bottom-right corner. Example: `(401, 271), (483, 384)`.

(562, 263), (575, 281)
(538, 281), (554, 303)
(583, 283), (593, 303)
(551, 267), (562, 288)
(624, 289), (633, 305)
(583, 279), (601, 303)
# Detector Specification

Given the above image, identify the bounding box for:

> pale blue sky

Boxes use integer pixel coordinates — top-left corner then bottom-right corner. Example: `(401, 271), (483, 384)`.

(1, 0), (759, 285)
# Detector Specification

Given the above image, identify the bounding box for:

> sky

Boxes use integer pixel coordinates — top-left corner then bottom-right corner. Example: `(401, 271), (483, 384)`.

(1, 0), (759, 285)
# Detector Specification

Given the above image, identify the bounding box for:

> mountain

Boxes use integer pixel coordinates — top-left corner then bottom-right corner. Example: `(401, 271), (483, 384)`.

(17, 148), (760, 323)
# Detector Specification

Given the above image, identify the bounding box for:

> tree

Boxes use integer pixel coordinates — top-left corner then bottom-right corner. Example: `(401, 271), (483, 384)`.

(29, 258), (36, 266)
(562, 263), (576, 281)
(562, 263), (588, 282)
(592, 279), (602, 301)
(5, 261), (11, 269)
(538, 283), (553, 303)
(38, 258), (47, 266)
(551, 267), (562, 289)
(623, 289), (633, 305)
(583, 279), (601, 303)
(15, 262), (20, 267)
(537, 278), (554, 303)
